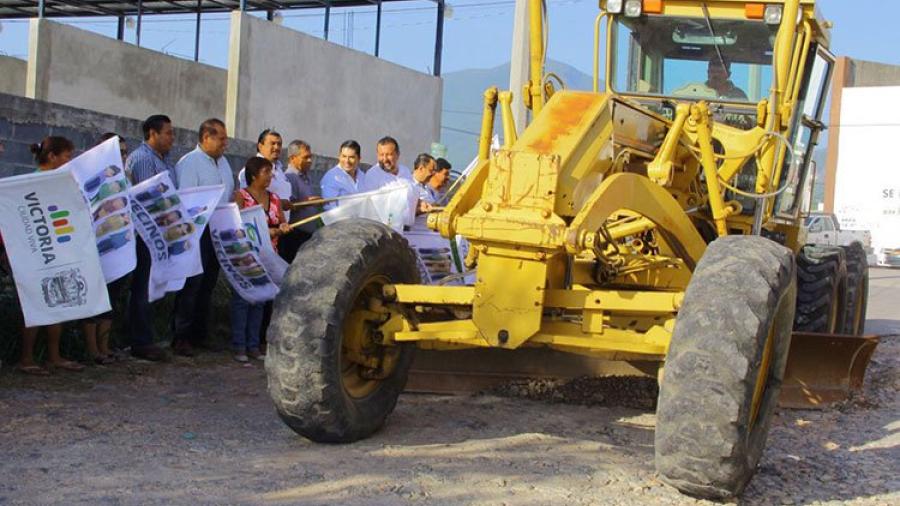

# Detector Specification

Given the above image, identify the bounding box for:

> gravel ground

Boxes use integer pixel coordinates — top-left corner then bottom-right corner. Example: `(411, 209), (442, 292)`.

(0, 270), (897, 505)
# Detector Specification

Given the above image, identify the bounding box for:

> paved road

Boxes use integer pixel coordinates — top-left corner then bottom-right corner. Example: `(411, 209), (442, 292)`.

(0, 270), (897, 505)
(865, 267), (900, 335)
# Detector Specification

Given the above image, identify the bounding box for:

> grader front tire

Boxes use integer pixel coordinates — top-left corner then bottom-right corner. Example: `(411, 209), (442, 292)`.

(655, 236), (796, 500)
(266, 220), (420, 443)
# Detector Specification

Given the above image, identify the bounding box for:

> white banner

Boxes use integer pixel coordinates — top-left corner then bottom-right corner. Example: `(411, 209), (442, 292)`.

(240, 205), (289, 285)
(0, 169), (110, 326)
(129, 172), (200, 302)
(151, 185), (225, 299)
(210, 204), (280, 303)
(69, 136), (136, 283)
(319, 181), (417, 231)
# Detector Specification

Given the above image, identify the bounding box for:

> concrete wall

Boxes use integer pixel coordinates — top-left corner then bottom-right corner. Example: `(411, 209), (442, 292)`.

(846, 58), (900, 88)
(0, 55), (26, 96)
(227, 12), (442, 166)
(0, 92), (336, 185)
(26, 18), (226, 131)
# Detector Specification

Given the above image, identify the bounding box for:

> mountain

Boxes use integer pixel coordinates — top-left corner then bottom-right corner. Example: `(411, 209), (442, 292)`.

(439, 60), (594, 171)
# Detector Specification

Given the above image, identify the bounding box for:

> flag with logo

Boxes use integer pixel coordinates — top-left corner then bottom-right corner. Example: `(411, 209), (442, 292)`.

(129, 172), (200, 302)
(240, 205), (289, 285)
(210, 203), (280, 303)
(151, 184), (225, 299)
(69, 136), (136, 283)
(0, 169), (110, 326)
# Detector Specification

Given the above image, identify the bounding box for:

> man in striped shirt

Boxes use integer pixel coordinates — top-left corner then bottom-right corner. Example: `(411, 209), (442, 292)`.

(124, 114), (175, 362)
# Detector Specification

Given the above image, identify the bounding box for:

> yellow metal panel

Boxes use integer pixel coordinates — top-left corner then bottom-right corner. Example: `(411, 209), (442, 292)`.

(544, 289), (683, 313)
(391, 284), (474, 306)
(473, 252), (547, 348)
(394, 319), (486, 346)
(454, 149), (568, 248)
(513, 91), (613, 217)
(532, 321), (669, 356)
(395, 318), (671, 358)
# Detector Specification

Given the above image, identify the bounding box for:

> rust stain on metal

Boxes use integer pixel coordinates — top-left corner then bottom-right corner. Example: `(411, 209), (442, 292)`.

(526, 93), (599, 154)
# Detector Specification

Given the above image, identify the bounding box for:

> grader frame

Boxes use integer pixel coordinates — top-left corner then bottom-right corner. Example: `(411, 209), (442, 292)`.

(267, 0), (875, 499)
(386, 0), (821, 359)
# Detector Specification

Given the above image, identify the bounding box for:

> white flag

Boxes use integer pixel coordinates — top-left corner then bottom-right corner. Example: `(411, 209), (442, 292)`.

(319, 181), (415, 231)
(210, 204), (280, 303)
(153, 184), (225, 299)
(240, 205), (289, 285)
(0, 169), (110, 326)
(129, 172), (200, 302)
(69, 136), (136, 283)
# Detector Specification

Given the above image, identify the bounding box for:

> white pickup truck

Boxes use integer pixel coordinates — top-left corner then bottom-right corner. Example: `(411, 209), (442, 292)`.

(803, 213), (878, 265)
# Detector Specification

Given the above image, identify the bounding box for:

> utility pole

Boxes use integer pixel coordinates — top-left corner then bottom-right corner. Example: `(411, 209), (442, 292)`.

(508, 0), (529, 134)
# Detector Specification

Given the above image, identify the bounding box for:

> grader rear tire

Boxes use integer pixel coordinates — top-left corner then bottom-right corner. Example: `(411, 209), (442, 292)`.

(266, 220), (420, 443)
(655, 236), (796, 500)
(793, 245), (847, 333)
(840, 242), (869, 335)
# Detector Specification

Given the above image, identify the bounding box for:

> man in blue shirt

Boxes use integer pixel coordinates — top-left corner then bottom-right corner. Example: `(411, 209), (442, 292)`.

(170, 118), (234, 356)
(321, 140), (365, 210)
(412, 153), (438, 205)
(124, 114), (175, 362)
(281, 139), (319, 262)
(429, 158), (452, 203)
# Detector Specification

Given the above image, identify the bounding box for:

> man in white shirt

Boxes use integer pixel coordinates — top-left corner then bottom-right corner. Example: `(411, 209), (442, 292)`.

(237, 129), (293, 220)
(359, 136), (412, 192)
(172, 118), (234, 356)
(321, 140), (365, 210)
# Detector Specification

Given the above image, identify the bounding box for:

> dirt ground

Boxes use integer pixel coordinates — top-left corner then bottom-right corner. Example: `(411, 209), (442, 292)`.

(0, 270), (898, 506)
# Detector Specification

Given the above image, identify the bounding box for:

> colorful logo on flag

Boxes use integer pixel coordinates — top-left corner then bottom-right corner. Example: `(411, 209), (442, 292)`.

(48, 205), (73, 243)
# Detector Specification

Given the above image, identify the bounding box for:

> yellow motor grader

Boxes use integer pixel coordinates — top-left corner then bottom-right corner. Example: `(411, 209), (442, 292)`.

(267, 0), (876, 498)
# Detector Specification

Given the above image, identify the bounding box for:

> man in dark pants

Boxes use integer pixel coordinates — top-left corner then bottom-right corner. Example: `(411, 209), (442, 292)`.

(171, 231), (220, 355)
(171, 119), (234, 356)
(126, 114), (176, 361)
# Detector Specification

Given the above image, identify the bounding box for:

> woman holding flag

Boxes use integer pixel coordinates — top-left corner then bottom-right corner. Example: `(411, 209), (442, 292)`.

(17, 136), (84, 375)
(230, 157), (290, 363)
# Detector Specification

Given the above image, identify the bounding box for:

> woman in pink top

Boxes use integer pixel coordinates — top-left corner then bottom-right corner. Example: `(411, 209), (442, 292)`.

(230, 158), (290, 363)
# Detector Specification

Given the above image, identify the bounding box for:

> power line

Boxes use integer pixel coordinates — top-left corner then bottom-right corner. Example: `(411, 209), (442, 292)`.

(442, 108), (482, 114)
(441, 125), (481, 136)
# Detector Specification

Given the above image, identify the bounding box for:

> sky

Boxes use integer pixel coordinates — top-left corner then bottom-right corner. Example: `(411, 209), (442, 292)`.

(1, 0), (898, 76)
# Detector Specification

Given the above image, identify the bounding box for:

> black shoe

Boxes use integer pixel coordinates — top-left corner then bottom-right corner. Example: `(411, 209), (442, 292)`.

(132, 344), (166, 362)
(193, 340), (227, 352)
(172, 340), (195, 357)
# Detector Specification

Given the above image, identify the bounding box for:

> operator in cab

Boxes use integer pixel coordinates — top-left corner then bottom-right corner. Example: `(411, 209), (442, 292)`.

(706, 57), (748, 101)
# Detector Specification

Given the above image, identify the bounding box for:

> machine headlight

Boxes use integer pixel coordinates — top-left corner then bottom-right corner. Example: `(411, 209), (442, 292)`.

(624, 0), (642, 17)
(605, 0), (624, 14)
(764, 5), (783, 25)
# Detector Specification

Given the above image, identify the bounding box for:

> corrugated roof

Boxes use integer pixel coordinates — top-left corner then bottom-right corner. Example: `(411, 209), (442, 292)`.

(0, 0), (409, 19)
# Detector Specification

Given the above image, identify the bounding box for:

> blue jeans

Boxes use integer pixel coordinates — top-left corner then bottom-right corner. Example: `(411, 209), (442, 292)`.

(230, 291), (263, 353)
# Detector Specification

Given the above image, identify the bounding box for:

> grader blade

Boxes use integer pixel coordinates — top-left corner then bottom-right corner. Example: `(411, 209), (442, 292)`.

(407, 333), (879, 408)
(779, 332), (880, 409)
(406, 348), (658, 394)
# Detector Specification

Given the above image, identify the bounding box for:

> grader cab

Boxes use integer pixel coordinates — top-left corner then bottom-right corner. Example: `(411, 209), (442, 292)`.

(267, 0), (875, 499)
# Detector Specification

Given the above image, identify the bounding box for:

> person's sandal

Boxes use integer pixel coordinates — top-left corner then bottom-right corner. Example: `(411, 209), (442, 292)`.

(92, 355), (115, 365)
(51, 360), (85, 372)
(16, 364), (50, 376)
